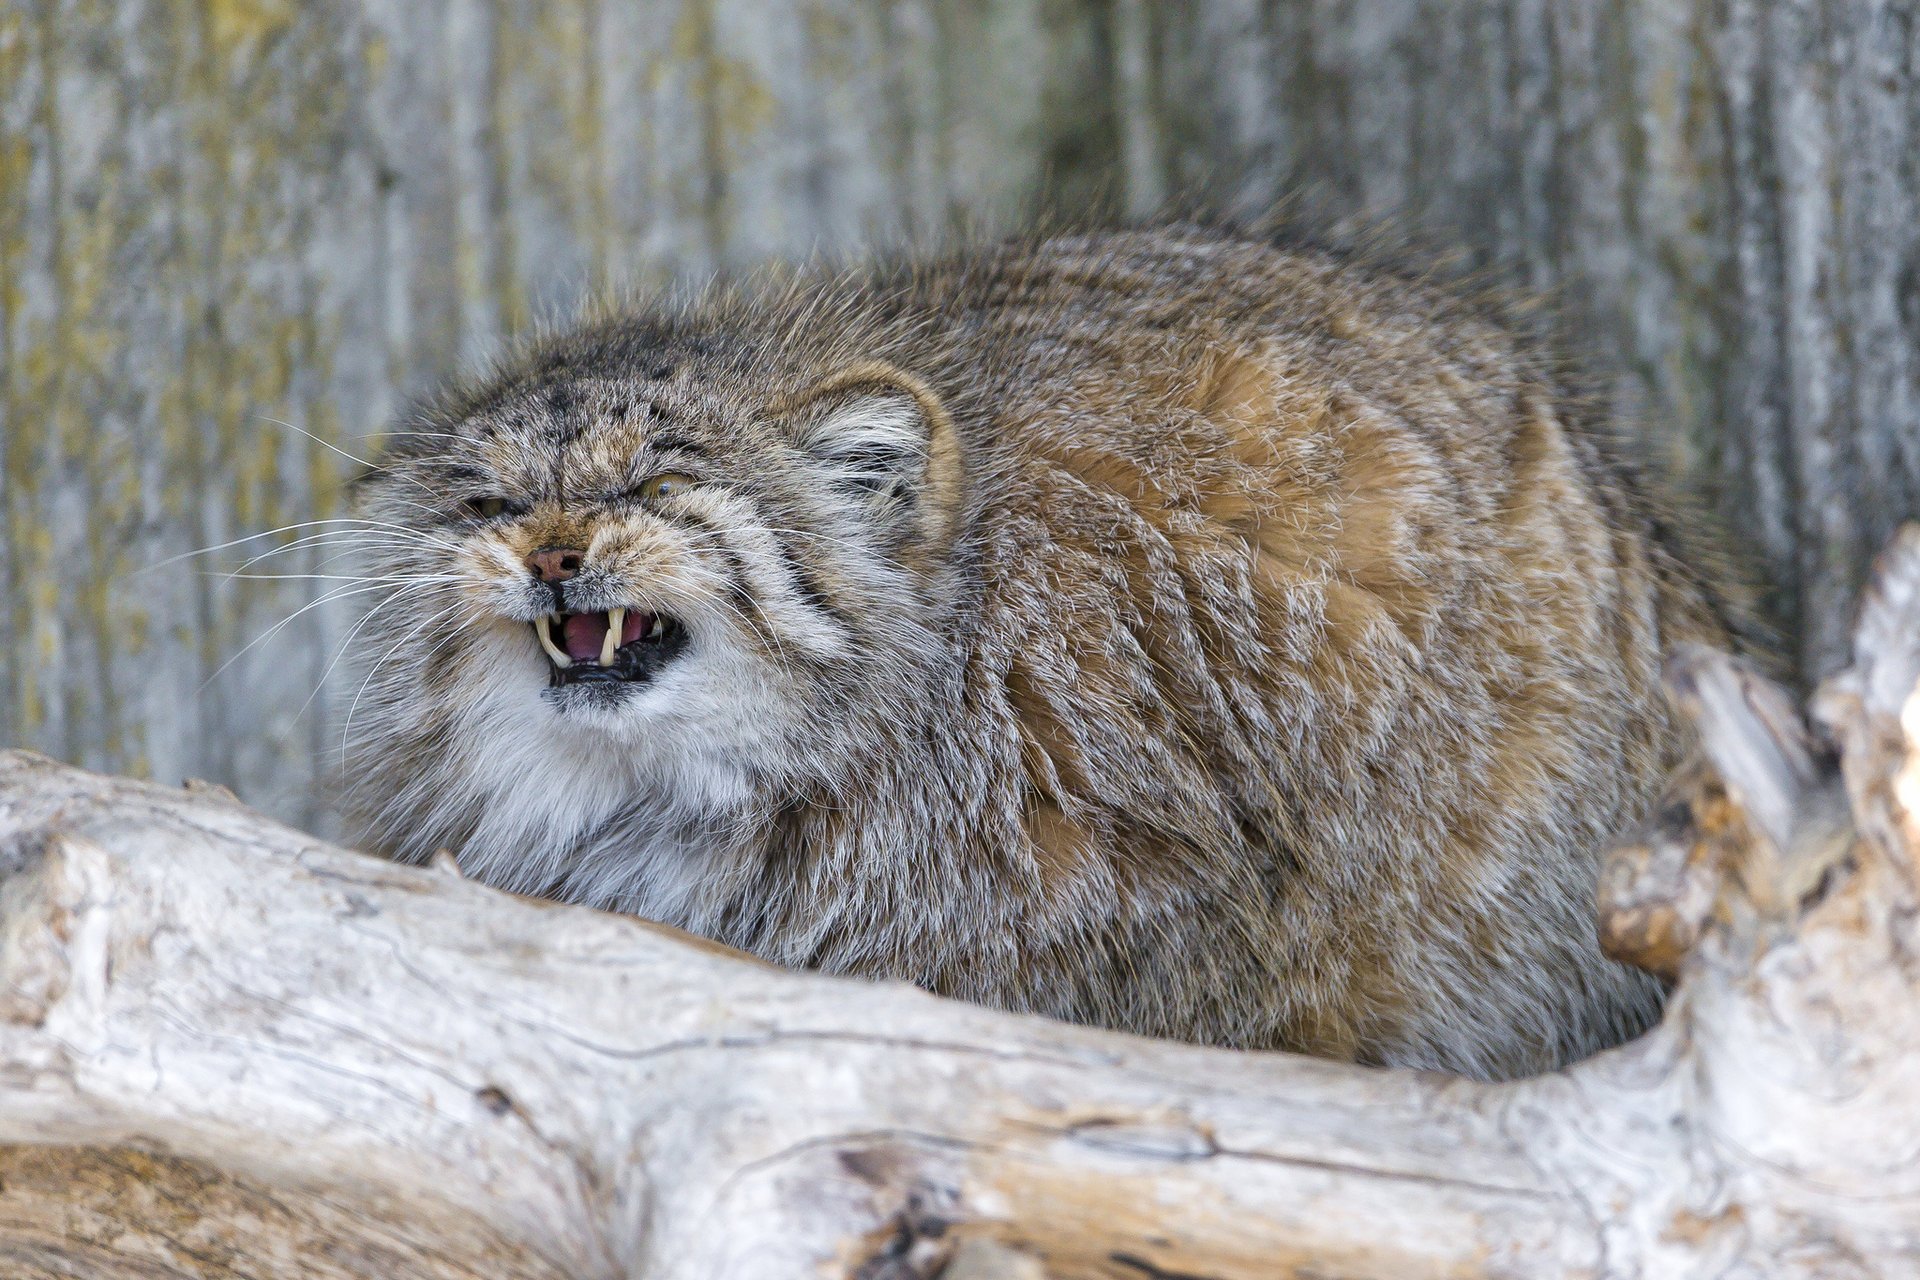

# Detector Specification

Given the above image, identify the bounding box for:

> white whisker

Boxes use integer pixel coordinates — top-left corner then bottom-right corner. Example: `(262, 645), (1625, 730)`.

(256, 414), (375, 470)
(338, 598), (477, 757)
(198, 578), (424, 695)
(139, 518), (424, 575)
(276, 581), (461, 741)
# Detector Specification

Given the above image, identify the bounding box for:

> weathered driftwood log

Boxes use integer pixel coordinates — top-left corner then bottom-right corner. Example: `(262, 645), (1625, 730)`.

(2, 527), (1919, 1279)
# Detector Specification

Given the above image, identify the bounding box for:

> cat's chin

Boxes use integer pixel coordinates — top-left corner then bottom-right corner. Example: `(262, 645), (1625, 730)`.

(541, 679), (646, 713)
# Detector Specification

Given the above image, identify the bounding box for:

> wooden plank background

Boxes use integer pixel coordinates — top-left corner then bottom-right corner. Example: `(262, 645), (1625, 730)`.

(4, 0), (1916, 830)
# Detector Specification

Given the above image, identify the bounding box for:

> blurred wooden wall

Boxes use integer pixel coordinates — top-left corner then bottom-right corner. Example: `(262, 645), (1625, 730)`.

(4, 0), (1916, 829)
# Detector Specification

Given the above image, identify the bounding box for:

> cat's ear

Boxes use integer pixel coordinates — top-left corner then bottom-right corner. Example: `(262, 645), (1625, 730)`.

(779, 361), (963, 542)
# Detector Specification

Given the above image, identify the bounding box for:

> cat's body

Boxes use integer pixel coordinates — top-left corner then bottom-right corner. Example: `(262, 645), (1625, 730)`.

(345, 224), (1736, 1079)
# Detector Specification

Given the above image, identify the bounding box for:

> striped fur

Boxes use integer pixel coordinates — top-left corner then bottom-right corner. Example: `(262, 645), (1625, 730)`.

(342, 225), (1741, 1079)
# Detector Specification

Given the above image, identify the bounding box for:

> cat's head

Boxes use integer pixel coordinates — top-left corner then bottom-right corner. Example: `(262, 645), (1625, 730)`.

(339, 320), (962, 873)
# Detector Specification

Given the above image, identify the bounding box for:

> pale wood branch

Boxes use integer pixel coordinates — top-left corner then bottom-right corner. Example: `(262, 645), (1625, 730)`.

(3, 528), (1920, 1278)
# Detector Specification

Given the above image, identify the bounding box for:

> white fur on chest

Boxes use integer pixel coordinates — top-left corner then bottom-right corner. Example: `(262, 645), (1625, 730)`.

(425, 629), (780, 921)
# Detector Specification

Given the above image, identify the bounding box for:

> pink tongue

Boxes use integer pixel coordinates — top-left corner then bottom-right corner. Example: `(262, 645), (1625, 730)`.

(559, 611), (652, 662)
(561, 613), (609, 662)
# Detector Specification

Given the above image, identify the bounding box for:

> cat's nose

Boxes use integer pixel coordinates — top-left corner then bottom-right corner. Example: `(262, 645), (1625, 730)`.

(526, 547), (585, 583)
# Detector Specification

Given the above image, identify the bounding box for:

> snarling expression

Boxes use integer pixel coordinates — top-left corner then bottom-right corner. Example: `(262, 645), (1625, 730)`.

(342, 348), (961, 853)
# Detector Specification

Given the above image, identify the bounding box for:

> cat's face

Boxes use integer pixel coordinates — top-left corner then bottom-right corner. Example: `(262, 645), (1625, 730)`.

(343, 343), (960, 870)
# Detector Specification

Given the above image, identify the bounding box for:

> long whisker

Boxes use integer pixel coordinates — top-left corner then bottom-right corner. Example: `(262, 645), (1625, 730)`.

(311, 543), (415, 572)
(139, 519), (402, 575)
(291, 579), (459, 729)
(141, 517), (469, 576)
(212, 572), (465, 586)
(251, 516), (468, 555)
(260, 414), (453, 502)
(338, 599), (477, 757)
(198, 579), (417, 694)
(227, 529), (467, 578)
(256, 414), (374, 470)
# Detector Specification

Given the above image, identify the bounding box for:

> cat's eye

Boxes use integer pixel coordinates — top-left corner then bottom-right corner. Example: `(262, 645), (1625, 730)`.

(638, 473), (694, 502)
(464, 496), (511, 520)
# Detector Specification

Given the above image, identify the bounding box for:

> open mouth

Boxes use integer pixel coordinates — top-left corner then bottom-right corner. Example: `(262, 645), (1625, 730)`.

(532, 607), (686, 687)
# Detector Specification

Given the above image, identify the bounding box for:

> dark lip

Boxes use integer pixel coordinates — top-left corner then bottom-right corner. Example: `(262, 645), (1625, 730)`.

(541, 614), (689, 688)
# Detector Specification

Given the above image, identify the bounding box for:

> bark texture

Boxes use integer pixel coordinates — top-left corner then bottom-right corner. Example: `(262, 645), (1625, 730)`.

(0, 522), (1917, 1277)
(3, 1), (1917, 824)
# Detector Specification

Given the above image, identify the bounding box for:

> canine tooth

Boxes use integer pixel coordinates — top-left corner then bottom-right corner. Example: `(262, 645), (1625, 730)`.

(533, 615), (570, 668)
(647, 614), (664, 640)
(601, 608), (624, 667)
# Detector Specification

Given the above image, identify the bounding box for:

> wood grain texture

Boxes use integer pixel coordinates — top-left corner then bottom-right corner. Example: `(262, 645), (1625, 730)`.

(3, 0), (1916, 824)
(1, 524), (1919, 1277)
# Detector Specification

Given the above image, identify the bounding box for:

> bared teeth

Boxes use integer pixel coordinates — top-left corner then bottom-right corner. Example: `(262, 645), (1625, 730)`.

(533, 614), (570, 668)
(601, 608), (625, 667)
(534, 608), (667, 677)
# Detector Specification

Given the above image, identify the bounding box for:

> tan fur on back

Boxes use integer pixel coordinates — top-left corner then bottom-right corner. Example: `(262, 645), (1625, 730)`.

(345, 225), (1739, 1079)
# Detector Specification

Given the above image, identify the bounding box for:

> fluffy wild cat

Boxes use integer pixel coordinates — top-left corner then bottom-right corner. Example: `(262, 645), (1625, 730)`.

(343, 223), (1740, 1080)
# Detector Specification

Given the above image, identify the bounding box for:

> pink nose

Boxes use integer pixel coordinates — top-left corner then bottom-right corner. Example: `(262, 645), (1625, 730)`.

(526, 548), (584, 583)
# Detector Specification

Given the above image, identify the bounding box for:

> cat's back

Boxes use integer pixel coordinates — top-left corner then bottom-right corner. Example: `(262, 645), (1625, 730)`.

(875, 224), (1731, 1075)
(903, 223), (1729, 678)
